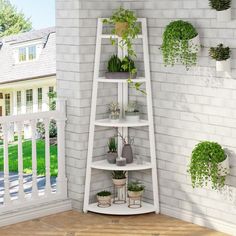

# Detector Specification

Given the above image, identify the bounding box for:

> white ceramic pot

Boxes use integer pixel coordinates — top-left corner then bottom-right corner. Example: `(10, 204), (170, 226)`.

(125, 115), (140, 122)
(217, 8), (231, 22)
(218, 155), (230, 176)
(112, 178), (126, 186)
(188, 35), (200, 54)
(216, 58), (231, 72)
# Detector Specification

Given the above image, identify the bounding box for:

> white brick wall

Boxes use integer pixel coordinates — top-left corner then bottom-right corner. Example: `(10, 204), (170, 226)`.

(57, 0), (236, 234)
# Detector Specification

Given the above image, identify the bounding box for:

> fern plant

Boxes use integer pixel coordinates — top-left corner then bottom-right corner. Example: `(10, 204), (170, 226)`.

(209, 0), (231, 11)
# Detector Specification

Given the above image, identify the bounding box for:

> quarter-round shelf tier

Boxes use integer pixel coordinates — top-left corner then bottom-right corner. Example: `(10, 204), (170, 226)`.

(94, 119), (149, 127)
(91, 160), (152, 171)
(87, 201), (155, 215)
(97, 77), (146, 83)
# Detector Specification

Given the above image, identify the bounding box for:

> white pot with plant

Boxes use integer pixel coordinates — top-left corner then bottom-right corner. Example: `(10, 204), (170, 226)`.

(209, 0), (231, 22)
(112, 171), (126, 186)
(107, 137), (118, 164)
(128, 181), (145, 198)
(209, 44), (231, 72)
(125, 101), (140, 122)
(97, 190), (112, 208)
(108, 102), (120, 120)
(161, 20), (200, 70)
(188, 141), (230, 190)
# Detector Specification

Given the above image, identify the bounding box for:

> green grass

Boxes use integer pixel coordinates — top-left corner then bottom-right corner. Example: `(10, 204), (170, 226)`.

(0, 140), (58, 177)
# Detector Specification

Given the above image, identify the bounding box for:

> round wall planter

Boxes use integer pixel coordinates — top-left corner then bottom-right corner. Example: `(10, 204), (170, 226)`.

(216, 58), (231, 72)
(188, 34), (200, 54)
(218, 155), (230, 176)
(217, 8), (231, 22)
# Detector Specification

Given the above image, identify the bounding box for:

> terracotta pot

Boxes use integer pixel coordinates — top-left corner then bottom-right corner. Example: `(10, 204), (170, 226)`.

(115, 22), (128, 37)
(218, 155), (230, 176)
(216, 58), (231, 72)
(107, 152), (118, 164)
(97, 195), (111, 207)
(217, 8), (231, 22)
(112, 178), (126, 186)
(128, 190), (143, 198)
(122, 144), (133, 164)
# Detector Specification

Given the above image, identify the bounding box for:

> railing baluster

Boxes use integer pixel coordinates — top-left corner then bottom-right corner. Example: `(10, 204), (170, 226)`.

(16, 122), (25, 201)
(31, 120), (38, 198)
(3, 123), (11, 204)
(44, 118), (51, 195)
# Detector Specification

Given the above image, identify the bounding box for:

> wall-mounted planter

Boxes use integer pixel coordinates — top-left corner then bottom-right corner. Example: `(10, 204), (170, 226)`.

(217, 8), (231, 22)
(218, 155), (230, 176)
(188, 35), (201, 54)
(216, 58), (231, 72)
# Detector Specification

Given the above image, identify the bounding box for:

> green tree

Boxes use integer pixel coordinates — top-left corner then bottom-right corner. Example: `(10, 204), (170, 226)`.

(0, 0), (32, 37)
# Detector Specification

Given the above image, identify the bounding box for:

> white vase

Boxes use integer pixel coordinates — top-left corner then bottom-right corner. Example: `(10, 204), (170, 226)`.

(188, 35), (200, 54)
(218, 155), (230, 176)
(217, 8), (231, 22)
(216, 58), (231, 72)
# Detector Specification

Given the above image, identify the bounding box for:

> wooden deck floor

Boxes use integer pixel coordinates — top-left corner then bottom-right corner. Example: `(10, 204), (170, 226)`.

(0, 210), (228, 236)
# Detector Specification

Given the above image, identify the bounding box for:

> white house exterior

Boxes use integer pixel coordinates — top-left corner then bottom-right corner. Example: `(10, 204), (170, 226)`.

(0, 28), (56, 138)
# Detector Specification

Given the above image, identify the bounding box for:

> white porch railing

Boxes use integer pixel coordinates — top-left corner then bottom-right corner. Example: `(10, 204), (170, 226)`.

(0, 99), (67, 213)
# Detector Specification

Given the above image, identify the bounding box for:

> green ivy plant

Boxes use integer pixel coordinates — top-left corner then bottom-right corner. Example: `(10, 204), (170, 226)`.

(161, 20), (199, 70)
(209, 43), (231, 61)
(209, 0), (231, 11)
(103, 7), (145, 94)
(188, 141), (228, 190)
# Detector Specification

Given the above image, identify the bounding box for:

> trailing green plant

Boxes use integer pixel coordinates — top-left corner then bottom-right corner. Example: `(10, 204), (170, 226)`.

(108, 137), (117, 153)
(107, 55), (122, 72)
(209, 43), (230, 61)
(112, 171), (126, 179)
(128, 181), (145, 192)
(103, 7), (144, 94)
(97, 190), (111, 196)
(121, 56), (136, 74)
(188, 141), (228, 189)
(209, 0), (231, 11)
(161, 20), (199, 70)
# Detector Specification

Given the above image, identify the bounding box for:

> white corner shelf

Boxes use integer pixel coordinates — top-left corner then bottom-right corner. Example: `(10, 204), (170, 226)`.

(97, 77), (146, 83)
(91, 159), (152, 171)
(87, 201), (155, 215)
(94, 119), (149, 128)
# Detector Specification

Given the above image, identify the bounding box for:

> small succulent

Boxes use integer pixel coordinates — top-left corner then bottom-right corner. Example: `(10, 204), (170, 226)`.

(128, 181), (145, 192)
(209, 44), (230, 61)
(112, 171), (126, 179)
(97, 190), (111, 196)
(209, 0), (231, 11)
(108, 137), (117, 153)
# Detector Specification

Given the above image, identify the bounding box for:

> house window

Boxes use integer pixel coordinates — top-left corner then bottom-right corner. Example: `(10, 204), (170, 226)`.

(38, 88), (42, 111)
(5, 93), (11, 116)
(49, 86), (55, 110)
(19, 47), (27, 62)
(26, 89), (33, 113)
(0, 93), (3, 99)
(29, 45), (36, 60)
(17, 91), (21, 114)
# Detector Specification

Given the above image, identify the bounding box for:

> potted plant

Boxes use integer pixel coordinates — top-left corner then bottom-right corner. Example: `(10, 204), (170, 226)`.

(108, 102), (120, 120)
(161, 20), (200, 70)
(97, 190), (112, 207)
(112, 171), (126, 186)
(103, 7), (144, 94)
(107, 137), (118, 164)
(209, 43), (231, 72)
(188, 141), (230, 190)
(105, 55), (137, 79)
(128, 181), (145, 198)
(125, 101), (140, 122)
(209, 0), (231, 22)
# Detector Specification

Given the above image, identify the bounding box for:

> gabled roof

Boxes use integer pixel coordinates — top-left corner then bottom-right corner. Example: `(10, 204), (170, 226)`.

(0, 27), (56, 84)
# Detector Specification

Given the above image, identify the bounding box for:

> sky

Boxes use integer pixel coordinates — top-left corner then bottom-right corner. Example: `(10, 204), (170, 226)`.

(9, 0), (55, 30)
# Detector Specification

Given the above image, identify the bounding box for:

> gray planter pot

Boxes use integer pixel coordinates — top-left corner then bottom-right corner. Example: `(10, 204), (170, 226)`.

(122, 144), (133, 164)
(105, 72), (137, 80)
(107, 152), (117, 164)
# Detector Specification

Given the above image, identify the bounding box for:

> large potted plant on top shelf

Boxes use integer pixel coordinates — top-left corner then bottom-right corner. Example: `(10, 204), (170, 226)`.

(209, 0), (231, 22)
(161, 20), (200, 70)
(209, 43), (231, 72)
(103, 7), (144, 94)
(105, 54), (137, 79)
(188, 141), (230, 190)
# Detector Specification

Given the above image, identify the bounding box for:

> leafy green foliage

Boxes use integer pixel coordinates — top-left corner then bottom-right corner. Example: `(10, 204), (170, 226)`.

(209, 0), (231, 11)
(48, 91), (57, 111)
(0, 0), (32, 37)
(107, 137), (117, 153)
(188, 141), (227, 189)
(0, 140), (58, 176)
(107, 55), (122, 72)
(97, 190), (111, 196)
(128, 181), (145, 192)
(112, 171), (126, 179)
(161, 20), (199, 70)
(209, 43), (230, 61)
